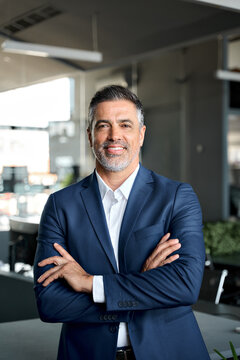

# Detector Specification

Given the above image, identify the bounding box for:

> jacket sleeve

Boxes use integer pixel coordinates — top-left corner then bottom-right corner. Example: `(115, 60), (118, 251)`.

(33, 194), (129, 324)
(103, 183), (206, 312)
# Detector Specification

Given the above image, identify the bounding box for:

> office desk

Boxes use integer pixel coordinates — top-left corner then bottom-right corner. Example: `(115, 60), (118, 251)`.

(193, 300), (240, 321)
(0, 318), (61, 360)
(195, 312), (240, 359)
(0, 312), (239, 360)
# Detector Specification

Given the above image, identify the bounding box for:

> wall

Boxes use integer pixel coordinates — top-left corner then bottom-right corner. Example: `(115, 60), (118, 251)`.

(185, 40), (224, 221)
(137, 40), (224, 221)
(137, 51), (182, 181)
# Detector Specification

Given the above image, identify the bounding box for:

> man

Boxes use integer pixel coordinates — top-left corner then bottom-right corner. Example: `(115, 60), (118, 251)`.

(34, 85), (210, 360)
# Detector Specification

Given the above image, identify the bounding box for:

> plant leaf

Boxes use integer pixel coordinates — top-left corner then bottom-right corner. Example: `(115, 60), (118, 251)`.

(214, 349), (227, 360)
(229, 341), (238, 360)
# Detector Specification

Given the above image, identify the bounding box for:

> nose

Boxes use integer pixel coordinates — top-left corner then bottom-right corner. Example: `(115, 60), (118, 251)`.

(107, 124), (122, 141)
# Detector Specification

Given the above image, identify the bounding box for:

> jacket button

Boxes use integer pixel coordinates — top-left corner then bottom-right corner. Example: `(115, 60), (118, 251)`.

(118, 301), (123, 307)
(127, 301), (133, 307)
(103, 314), (108, 321)
(108, 315), (113, 320)
(99, 315), (104, 321)
(109, 325), (117, 333)
(112, 315), (117, 320)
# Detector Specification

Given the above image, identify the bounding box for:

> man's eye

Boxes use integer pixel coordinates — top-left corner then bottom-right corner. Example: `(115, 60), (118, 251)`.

(121, 124), (131, 128)
(96, 124), (108, 129)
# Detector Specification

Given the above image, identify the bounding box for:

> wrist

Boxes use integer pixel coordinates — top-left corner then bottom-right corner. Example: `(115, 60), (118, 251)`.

(84, 275), (93, 293)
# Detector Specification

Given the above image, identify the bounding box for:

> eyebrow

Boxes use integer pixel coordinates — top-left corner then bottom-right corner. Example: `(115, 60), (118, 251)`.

(95, 120), (109, 125)
(117, 119), (134, 125)
(95, 119), (134, 126)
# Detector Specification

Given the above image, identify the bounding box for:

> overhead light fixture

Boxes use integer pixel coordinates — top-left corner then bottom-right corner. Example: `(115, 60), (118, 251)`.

(187, 0), (240, 11)
(1, 40), (103, 62)
(215, 70), (240, 82)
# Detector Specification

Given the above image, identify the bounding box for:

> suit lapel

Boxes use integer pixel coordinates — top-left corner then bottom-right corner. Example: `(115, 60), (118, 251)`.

(118, 166), (154, 272)
(80, 173), (118, 273)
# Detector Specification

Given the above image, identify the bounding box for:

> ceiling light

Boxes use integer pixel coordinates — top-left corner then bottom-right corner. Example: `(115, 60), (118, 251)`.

(188, 0), (240, 11)
(1, 40), (103, 62)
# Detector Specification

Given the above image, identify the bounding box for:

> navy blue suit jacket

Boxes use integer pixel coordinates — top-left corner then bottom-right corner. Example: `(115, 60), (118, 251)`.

(34, 165), (210, 360)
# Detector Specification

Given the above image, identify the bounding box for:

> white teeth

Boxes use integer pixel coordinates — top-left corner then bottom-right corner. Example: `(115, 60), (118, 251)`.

(108, 147), (123, 150)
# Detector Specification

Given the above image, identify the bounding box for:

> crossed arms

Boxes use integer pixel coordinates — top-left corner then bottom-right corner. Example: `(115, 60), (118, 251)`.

(34, 183), (205, 322)
(37, 233), (181, 293)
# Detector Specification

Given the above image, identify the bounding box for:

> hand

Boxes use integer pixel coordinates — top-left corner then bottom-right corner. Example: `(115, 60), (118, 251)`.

(37, 243), (93, 293)
(142, 233), (181, 272)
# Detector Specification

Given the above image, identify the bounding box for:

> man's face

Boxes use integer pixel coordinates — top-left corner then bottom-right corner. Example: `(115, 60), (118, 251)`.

(88, 100), (146, 173)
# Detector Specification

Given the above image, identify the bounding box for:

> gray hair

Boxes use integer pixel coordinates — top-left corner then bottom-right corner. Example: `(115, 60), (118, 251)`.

(88, 85), (144, 130)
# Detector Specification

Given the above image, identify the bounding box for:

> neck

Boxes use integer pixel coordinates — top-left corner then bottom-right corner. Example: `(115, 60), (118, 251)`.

(96, 161), (139, 191)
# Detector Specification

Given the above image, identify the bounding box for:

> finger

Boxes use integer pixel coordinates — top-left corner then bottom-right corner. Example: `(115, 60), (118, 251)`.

(141, 262), (149, 272)
(158, 238), (179, 249)
(37, 265), (62, 283)
(41, 269), (63, 287)
(147, 243), (181, 270)
(159, 233), (171, 244)
(141, 238), (180, 272)
(149, 238), (179, 260)
(162, 254), (180, 265)
(54, 243), (74, 260)
(153, 243), (181, 263)
(38, 256), (67, 267)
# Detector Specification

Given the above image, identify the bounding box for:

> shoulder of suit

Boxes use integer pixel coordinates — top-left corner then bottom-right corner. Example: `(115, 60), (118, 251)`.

(143, 169), (195, 198)
(141, 166), (194, 193)
(143, 167), (181, 187)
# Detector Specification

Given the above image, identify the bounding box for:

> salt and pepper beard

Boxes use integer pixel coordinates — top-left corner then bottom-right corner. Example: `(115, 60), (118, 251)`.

(92, 140), (140, 172)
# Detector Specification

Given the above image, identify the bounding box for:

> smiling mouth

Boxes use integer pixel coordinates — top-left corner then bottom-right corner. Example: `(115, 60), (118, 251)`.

(105, 146), (126, 154)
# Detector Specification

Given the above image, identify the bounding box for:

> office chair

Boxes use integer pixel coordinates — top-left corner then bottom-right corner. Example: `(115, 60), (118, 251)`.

(199, 268), (228, 304)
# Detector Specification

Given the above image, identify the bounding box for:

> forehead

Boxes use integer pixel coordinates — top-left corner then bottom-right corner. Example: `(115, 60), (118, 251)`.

(95, 100), (138, 120)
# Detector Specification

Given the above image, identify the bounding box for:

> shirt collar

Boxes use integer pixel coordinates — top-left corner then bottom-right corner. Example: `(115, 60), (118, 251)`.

(96, 164), (140, 201)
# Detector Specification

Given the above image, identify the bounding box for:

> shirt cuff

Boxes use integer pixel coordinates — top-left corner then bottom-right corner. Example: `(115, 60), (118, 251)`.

(92, 275), (106, 303)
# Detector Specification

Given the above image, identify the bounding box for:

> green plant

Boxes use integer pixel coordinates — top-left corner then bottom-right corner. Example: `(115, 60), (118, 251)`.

(61, 173), (75, 188)
(214, 341), (239, 359)
(203, 221), (240, 256)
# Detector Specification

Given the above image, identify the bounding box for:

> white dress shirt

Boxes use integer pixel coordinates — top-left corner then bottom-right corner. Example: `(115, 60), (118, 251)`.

(93, 165), (140, 348)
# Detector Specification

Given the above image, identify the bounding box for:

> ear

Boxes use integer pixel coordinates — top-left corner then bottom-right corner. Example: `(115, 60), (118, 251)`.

(87, 128), (93, 147)
(139, 125), (146, 147)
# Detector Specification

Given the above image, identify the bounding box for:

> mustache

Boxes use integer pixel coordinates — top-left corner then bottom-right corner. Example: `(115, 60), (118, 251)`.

(101, 140), (128, 149)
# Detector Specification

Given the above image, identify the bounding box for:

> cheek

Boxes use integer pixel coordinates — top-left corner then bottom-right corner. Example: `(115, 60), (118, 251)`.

(90, 130), (104, 148)
(93, 135), (105, 148)
(92, 132), (101, 145)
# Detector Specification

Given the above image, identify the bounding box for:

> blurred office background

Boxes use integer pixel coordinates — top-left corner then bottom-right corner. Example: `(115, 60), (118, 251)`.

(1, 1), (240, 358)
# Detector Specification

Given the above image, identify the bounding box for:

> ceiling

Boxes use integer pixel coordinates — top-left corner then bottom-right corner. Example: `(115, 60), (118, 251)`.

(0, 0), (240, 92)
